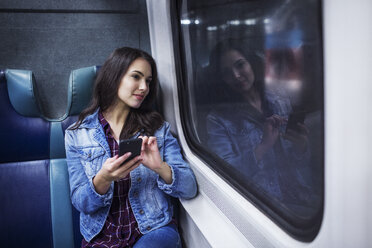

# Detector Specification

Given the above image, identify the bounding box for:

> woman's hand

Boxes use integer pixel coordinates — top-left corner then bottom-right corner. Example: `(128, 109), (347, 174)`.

(283, 122), (309, 154)
(255, 115), (286, 161)
(262, 114), (286, 148)
(139, 136), (162, 170)
(93, 153), (142, 195)
(139, 136), (173, 184)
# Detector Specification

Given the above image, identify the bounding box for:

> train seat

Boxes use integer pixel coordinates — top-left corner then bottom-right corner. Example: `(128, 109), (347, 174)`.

(0, 69), (76, 248)
(59, 65), (100, 247)
(0, 70), (55, 247)
(61, 65), (100, 135)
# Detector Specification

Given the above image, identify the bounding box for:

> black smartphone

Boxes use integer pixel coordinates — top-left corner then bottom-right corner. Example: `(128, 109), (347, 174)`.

(286, 112), (306, 133)
(119, 138), (143, 164)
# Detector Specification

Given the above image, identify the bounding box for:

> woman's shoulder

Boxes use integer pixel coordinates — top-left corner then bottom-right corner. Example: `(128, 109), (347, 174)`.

(154, 121), (170, 136)
(207, 103), (243, 121)
(67, 110), (100, 131)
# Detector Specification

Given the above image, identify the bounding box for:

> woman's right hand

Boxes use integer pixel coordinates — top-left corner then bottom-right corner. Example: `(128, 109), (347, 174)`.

(261, 114), (286, 148)
(93, 153), (142, 195)
(255, 115), (286, 161)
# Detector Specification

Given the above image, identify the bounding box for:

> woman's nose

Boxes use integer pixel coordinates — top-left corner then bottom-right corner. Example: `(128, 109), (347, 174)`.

(232, 68), (241, 79)
(139, 80), (148, 91)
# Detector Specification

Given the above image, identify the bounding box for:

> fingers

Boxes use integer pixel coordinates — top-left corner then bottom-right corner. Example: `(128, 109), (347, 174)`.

(266, 115), (286, 128)
(113, 152), (132, 169)
(284, 129), (308, 144)
(139, 136), (147, 152)
(117, 155), (142, 176)
(296, 123), (309, 135)
(103, 153), (131, 171)
(147, 136), (157, 146)
(139, 136), (158, 151)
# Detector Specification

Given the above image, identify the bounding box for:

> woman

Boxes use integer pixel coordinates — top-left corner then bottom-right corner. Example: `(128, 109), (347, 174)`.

(206, 40), (315, 213)
(65, 47), (197, 248)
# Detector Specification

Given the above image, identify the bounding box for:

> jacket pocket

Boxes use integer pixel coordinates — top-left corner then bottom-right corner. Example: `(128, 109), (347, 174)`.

(78, 146), (106, 178)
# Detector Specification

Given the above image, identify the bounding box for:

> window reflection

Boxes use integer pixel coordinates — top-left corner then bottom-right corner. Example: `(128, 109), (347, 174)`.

(178, 0), (323, 232)
(206, 39), (319, 216)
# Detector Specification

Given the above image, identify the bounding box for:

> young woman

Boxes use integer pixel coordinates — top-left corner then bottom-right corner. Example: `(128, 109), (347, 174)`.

(205, 40), (317, 215)
(65, 47), (197, 248)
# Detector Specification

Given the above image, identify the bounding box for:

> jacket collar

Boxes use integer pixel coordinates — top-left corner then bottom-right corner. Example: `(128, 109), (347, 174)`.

(78, 108), (143, 139)
(79, 109), (101, 129)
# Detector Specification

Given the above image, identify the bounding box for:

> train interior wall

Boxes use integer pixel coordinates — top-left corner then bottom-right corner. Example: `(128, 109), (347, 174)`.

(0, 0), (151, 119)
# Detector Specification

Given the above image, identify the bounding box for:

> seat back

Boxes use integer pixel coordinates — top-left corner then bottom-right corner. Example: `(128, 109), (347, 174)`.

(0, 69), (76, 248)
(0, 70), (54, 248)
(62, 65), (100, 247)
(47, 66), (101, 248)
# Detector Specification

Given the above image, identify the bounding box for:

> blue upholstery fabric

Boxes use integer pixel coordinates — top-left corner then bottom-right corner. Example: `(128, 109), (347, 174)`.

(0, 160), (53, 248)
(50, 121), (67, 159)
(0, 66), (100, 248)
(62, 115), (78, 136)
(66, 66), (99, 116)
(0, 70), (53, 248)
(61, 66), (100, 247)
(5, 69), (41, 117)
(50, 159), (74, 248)
(0, 70), (50, 163)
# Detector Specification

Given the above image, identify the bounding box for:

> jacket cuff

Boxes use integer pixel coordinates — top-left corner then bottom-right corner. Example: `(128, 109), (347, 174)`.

(157, 164), (178, 194)
(88, 177), (113, 206)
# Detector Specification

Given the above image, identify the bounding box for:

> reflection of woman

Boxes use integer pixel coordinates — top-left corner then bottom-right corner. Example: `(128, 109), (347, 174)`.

(206, 40), (312, 209)
(65, 47), (197, 247)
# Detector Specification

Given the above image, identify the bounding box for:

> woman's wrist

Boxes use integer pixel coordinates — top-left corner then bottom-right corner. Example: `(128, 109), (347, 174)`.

(154, 161), (173, 184)
(93, 172), (112, 195)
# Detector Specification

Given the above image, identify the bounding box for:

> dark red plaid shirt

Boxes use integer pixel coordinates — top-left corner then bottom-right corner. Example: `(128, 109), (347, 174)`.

(81, 112), (142, 248)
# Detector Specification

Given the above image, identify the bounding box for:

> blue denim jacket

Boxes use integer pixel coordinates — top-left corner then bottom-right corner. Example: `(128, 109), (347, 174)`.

(206, 92), (312, 206)
(65, 110), (197, 242)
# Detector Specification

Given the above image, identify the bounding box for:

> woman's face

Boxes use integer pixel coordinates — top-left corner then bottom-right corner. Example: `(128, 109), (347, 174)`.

(117, 57), (152, 110)
(219, 49), (255, 94)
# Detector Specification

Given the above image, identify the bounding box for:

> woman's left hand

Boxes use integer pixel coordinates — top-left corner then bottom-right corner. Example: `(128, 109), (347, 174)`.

(139, 136), (173, 184)
(139, 136), (162, 170)
(283, 122), (309, 154)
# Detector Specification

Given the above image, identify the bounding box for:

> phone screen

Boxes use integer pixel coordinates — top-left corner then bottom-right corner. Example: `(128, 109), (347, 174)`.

(119, 138), (143, 164)
(286, 112), (306, 133)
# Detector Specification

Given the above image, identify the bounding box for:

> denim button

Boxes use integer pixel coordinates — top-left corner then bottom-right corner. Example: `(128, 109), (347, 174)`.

(139, 209), (144, 215)
(137, 177), (142, 182)
(146, 226), (151, 231)
(133, 192), (138, 197)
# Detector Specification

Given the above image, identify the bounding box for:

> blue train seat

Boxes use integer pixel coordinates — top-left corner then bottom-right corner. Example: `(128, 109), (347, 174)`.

(60, 65), (100, 247)
(0, 69), (75, 248)
(60, 66), (99, 133)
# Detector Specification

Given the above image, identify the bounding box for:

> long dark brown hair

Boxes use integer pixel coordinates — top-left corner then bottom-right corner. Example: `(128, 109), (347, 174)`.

(71, 47), (163, 139)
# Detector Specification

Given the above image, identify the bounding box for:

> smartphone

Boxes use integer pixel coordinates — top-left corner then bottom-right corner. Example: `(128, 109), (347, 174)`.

(119, 138), (143, 164)
(286, 112), (306, 133)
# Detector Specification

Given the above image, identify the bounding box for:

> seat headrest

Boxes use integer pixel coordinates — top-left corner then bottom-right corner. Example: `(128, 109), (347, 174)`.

(4, 69), (41, 117)
(66, 66), (99, 116)
(0, 69), (49, 162)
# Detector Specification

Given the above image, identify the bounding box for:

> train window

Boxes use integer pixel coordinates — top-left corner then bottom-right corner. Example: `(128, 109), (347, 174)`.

(172, 0), (324, 240)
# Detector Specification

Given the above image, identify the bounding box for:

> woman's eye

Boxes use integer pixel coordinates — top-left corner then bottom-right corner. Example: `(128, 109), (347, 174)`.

(236, 61), (245, 69)
(146, 79), (151, 84)
(132, 74), (140, 80)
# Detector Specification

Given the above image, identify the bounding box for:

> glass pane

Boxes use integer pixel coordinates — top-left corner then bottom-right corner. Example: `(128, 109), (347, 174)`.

(177, 0), (323, 235)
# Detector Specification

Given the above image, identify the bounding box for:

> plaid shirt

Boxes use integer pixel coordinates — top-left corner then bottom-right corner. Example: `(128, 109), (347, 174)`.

(81, 112), (142, 248)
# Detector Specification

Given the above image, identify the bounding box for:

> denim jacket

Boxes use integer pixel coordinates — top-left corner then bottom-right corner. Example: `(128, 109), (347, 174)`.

(206, 92), (312, 205)
(65, 110), (197, 242)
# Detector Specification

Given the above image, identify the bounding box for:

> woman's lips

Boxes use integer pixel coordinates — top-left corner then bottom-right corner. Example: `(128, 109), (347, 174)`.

(133, 94), (144, 100)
